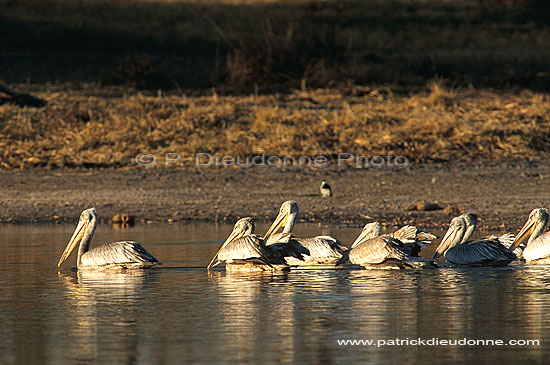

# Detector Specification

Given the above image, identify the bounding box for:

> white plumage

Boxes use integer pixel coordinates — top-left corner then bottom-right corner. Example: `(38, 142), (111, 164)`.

(208, 217), (310, 271)
(58, 208), (160, 269)
(79, 241), (159, 269)
(510, 208), (550, 263)
(341, 235), (409, 266)
(433, 215), (516, 266)
(263, 200), (347, 265)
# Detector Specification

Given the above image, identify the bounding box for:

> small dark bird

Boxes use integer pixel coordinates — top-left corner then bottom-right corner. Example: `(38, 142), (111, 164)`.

(320, 180), (332, 197)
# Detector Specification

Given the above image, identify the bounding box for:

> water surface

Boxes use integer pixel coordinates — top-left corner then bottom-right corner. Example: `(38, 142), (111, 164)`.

(0, 223), (548, 363)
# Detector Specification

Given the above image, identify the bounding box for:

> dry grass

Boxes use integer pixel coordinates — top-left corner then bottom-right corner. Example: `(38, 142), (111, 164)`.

(1, 83), (549, 169)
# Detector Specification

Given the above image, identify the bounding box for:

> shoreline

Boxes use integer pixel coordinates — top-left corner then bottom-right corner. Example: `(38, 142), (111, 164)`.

(1, 161), (548, 230)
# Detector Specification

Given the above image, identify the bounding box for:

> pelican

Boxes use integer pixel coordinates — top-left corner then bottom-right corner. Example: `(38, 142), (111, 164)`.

(392, 224), (438, 245)
(336, 222), (417, 269)
(350, 222), (382, 247)
(432, 215), (516, 266)
(58, 208), (161, 269)
(207, 217), (309, 271)
(263, 200), (346, 265)
(352, 222), (437, 256)
(461, 212), (521, 258)
(509, 208), (550, 264)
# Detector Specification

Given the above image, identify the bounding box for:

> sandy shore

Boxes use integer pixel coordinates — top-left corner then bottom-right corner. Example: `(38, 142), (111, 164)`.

(0, 161), (548, 230)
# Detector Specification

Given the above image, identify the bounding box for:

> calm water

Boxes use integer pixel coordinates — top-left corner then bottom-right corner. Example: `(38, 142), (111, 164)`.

(1, 223), (549, 364)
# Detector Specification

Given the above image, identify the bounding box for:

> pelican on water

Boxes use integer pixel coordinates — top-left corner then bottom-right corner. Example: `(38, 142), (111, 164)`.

(432, 215), (516, 266)
(509, 208), (550, 264)
(336, 222), (419, 269)
(461, 212), (521, 258)
(58, 208), (161, 269)
(263, 200), (347, 265)
(351, 221), (436, 256)
(207, 217), (309, 271)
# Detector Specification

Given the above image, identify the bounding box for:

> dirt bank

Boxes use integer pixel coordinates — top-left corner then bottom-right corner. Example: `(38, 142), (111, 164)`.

(1, 161), (548, 230)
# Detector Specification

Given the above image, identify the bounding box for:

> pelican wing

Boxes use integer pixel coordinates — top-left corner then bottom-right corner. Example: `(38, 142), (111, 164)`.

(522, 231), (550, 261)
(80, 241), (160, 268)
(216, 235), (273, 267)
(266, 237), (311, 262)
(416, 230), (438, 242)
(392, 226), (417, 242)
(344, 236), (408, 265)
(491, 233), (523, 259)
(390, 226), (434, 257)
(392, 225), (437, 243)
(444, 239), (517, 266)
(295, 236), (346, 260)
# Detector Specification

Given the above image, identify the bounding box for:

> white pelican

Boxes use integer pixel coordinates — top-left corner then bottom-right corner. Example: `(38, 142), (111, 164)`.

(461, 212), (521, 258)
(263, 200), (347, 265)
(350, 222), (382, 248)
(432, 215), (516, 266)
(336, 222), (415, 269)
(58, 208), (161, 269)
(320, 180), (332, 197)
(207, 217), (309, 271)
(351, 222), (437, 256)
(509, 208), (550, 264)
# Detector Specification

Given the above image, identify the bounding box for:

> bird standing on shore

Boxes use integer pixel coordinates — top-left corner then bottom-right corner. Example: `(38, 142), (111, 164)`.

(320, 180), (332, 197)
(58, 208), (161, 270)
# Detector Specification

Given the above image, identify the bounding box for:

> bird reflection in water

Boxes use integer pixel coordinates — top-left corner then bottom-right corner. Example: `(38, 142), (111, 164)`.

(208, 271), (292, 362)
(56, 270), (154, 364)
(209, 270), (358, 363)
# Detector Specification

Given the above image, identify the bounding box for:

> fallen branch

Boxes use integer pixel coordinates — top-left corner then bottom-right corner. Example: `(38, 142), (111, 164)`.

(0, 83), (48, 107)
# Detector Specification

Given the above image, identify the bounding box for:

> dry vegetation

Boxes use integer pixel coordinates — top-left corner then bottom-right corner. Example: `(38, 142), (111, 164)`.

(1, 82), (549, 169)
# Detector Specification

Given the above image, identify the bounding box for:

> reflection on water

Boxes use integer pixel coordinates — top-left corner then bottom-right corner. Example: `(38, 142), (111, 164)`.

(0, 223), (549, 363)
(55, 270), (152, 364)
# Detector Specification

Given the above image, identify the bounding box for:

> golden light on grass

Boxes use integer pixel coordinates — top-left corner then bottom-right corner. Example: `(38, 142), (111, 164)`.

(1, 83), (549, 169)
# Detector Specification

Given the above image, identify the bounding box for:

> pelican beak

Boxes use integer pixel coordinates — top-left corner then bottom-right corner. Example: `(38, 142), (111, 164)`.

(263, 211), (287, 239)
(509, 218), (536, 251)
(58, 220), (87, 267)
(432, 225), (459, 259)
(206, 226), (245, 270)
(350, 229), (371, 249)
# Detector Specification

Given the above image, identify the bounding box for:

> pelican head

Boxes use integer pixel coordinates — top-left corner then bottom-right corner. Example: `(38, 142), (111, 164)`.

(461, 212), (478, 243)
(432, 216), (467, 259)
(264, 200), (299, 239)
(235, 217), (255, 236)
(351, 222), (382, 248)
(58, 207), (98, 267)
(510, 208), (549, 250)
(207, 217), (255, 270)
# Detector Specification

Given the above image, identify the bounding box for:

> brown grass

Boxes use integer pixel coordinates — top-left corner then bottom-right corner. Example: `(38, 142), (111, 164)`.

(1, 83), (549, 169)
